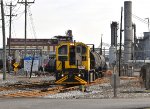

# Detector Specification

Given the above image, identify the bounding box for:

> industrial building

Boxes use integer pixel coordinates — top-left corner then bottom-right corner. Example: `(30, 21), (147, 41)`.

(135, 32), (150, 60)
(3, 30), (72, 55)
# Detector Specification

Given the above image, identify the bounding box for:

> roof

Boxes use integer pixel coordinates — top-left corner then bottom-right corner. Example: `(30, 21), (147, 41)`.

(7, 38), (58, 46)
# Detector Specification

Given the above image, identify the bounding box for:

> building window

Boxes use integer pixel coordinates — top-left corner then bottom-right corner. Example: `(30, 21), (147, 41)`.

(50, 46), (53, 51)
(44, 46), (47, 50)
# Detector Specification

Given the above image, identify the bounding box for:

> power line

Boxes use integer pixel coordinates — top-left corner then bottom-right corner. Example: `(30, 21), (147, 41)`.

(132, 14), (148, 24)
(28, 6), (37, 39)
(12, 3), (22, 15)
(129, 12), (148, 24)
(12, 22), (17, 38)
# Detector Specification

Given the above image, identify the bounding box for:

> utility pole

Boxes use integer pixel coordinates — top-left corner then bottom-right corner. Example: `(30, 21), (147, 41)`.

(18, 0), (35, 58)
(100, 34), (103, 55)
(6, 2), (17, 74)
(6, 2), (16, 58)
(132, 24), (136, 62)
(119, 7), (123, 77)
(1, 0), (6, 80)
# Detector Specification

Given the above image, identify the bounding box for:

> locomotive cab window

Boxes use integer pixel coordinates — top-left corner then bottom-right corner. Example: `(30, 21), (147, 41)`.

(76, 45), (86, 54)
(69, 46), (76, 65)
(76, 46), (81, 53)
(82, 46), (86, 54)
(58, 45), (67, 55)
(82, 46), (87, 61)
(58, 45), (68, 61)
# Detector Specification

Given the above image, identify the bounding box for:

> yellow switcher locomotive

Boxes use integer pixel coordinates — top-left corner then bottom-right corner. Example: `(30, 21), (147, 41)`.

(55, 42), (106, 84)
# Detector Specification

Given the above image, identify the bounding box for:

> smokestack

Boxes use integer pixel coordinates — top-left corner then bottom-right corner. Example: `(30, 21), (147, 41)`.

(66, 30), (73, 37)
(124, 1), (133, 63)
(111, 22), (118, 47)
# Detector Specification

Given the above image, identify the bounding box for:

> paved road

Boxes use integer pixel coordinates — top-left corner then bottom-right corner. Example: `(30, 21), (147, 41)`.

(0, 98), (150, 109)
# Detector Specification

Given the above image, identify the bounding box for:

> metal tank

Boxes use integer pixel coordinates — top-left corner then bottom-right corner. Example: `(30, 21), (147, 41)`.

(90, 51), (106, 71)
(124, 1), (133, 63)
(44, 58), (56, 73)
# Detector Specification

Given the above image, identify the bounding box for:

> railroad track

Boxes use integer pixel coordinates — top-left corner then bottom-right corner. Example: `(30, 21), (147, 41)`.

(0, 80), (55, 91)
(1, 86), (64, 98)
(0, 78), (109, 98)
(1, 85), (79, 98)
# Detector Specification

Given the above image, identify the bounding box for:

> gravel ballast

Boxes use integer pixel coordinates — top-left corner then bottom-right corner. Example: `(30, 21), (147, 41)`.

(44, 77), (150, 99)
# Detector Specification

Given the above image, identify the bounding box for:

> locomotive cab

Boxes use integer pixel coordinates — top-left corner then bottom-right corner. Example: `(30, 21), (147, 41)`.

(55, 42), (106, 85)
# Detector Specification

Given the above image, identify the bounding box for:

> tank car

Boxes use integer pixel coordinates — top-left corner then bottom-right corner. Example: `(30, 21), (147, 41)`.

(55, 42), (107, 84)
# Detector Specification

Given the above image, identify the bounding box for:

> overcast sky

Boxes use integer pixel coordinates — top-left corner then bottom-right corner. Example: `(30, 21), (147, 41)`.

(1, 0), (150, 48)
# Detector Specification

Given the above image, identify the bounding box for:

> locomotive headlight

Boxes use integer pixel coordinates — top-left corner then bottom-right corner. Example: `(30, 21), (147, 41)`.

(70, 43), (74, 46)
(61, 74), (64, 77)
(78, 74), (81, 77)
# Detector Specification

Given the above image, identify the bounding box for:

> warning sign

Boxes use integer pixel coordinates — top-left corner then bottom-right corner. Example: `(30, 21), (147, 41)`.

(13, 62), (19, 68)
